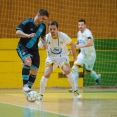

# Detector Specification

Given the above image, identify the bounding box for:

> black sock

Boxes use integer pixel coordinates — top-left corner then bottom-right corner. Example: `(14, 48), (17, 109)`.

(27, 74), (36, 88)
(22, 65), (30, 85)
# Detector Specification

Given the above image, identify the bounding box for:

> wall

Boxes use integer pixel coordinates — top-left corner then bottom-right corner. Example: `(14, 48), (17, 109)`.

(0, 0), (117, 88)
(0, 38), (83, 88)
(0, 0), (117, 38)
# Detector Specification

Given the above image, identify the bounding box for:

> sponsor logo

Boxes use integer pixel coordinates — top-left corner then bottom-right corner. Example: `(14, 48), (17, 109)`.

(30, 28), (33, 31)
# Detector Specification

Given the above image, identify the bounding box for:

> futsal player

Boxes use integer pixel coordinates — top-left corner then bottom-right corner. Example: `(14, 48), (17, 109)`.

(69, 19), (101, 92)
(37, 21), (82, 100)
(16, 9), (49, 94)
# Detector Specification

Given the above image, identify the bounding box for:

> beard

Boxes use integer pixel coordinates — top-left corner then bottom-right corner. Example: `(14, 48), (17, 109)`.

(51, 32), (58, 38)
(51, 33), (55, 36)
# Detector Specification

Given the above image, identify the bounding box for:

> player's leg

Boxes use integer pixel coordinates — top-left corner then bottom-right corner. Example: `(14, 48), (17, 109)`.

(70, 65), (79, 92)
(69, 53), (84, 92)
(16, 45), (32, 93)
(37, 59), (54, 100)
(85, 57), (101, 85)
(22, 56), (32, 92)
(86, 69), (101, 85)
(61, 63), (81, 98)
(28, 67), (38, 88)
(27, 51), (40, 89)
(38, 64), (53, 100)
(59, 57), (82, 98)
(62, 63), (76, 90)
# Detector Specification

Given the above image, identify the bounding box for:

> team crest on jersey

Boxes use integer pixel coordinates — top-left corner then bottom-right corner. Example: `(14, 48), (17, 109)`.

(30, 28), (33, 31)
(39, 29), (43, 32)
(22, 52), (25, 55)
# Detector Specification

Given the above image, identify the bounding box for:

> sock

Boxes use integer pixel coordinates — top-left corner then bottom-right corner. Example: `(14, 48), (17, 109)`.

(90, 71), (99, 80)
(40, 76), (48, 95)
(67, 72), (77, 91)
(22, 65), (30, 85)
(27, 74), (36, 88)
(72, 66), (79, 89)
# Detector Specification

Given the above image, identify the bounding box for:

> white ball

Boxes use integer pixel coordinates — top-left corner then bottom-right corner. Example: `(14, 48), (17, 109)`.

(26, 91), (38, 102)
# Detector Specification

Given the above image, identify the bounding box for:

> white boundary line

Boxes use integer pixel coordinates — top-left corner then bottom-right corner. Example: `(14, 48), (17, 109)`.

(0, 101), (70, 117)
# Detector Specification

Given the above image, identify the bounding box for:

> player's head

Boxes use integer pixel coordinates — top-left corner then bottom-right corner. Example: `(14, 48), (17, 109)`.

(78, 19), (86, 32)
(37, 9), (49, 23)
(48, 21), (59, 38)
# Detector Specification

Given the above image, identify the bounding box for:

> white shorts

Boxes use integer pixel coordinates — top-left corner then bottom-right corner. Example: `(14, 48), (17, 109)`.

(74, 53), (96, 71)
(45, 56), (69, 69)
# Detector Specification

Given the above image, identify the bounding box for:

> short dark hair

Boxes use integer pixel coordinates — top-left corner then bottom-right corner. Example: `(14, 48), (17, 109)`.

(48, 21), (59, 28)
(78, 19), (86, 24)
(38, 9), (49, 17)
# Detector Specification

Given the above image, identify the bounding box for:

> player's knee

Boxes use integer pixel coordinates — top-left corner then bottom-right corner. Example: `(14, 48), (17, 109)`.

(44, 73), (51, 78)
(62, 68), (70, 75)
(31, 69), (38, 75)
(44, 70), (52, 78)
(24, 60), (31, 66)
(44, 66), (53, 78)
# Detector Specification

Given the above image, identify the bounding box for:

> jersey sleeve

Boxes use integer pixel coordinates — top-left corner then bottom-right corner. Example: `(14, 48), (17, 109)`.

(62, 33), (72, 45)
(85, 30), (92, 39)
(16, 18), (29, 32)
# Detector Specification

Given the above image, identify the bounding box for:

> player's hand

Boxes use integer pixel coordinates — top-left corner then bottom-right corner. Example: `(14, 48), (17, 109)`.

(28, 33), (36, 38)
(43, 43), (48, 49)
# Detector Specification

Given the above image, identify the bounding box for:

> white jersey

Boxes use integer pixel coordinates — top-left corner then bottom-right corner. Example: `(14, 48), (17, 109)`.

(39, 31), (72, 58)
(77, 28), (96, 56)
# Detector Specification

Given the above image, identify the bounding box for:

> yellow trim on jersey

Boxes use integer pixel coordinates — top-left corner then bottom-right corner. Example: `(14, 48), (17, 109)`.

(51, 37), (59, 46)
(60, 62), (69, 68)
(67, 41), (72, 45)
(74, 62), (83, 67)
(46, 62), (54, 67)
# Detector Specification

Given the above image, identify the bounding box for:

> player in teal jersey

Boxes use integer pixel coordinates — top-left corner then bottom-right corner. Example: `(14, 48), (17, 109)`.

(16, 9), (49, 94)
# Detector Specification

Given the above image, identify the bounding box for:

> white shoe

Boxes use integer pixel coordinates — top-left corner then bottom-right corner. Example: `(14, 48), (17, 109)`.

(77, 93), (82, 98)
(36, 94), (43, 101)
(95, 74), (101, 85)
(74, 90), (82, 98)
(22, 84), (31, 94)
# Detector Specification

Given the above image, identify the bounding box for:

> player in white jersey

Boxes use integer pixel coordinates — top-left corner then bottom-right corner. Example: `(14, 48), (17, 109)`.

(69, 19), (101, 92)
(37, 21), (82, 100)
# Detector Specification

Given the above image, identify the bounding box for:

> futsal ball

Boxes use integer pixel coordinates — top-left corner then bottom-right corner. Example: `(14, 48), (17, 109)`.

(26, 90), (38, 102)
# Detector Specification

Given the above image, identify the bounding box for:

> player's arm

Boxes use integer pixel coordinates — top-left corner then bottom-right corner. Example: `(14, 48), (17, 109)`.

(69, 41), (79, 54)
(74, 41), (79, 47)
(41, 37), (48, 49)
(76, 37), (93, 49)
(69, 42), (77, 61)
(16, 30), (36, 38)
(16, 19), (35, 38)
